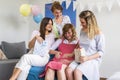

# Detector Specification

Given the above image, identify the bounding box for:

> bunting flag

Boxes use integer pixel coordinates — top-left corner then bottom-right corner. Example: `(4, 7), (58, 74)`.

(59, 0), (64, 4)
(117, 0), (120, 7)
(78, 1), (84, 12)
(106, 0), (114, 11)
(47, 0), (120, 12)
(73, 1), (78, 11)
(96, 2), (103, 12)
(66, 0), (71, 9)
(87, 3), (94, 11)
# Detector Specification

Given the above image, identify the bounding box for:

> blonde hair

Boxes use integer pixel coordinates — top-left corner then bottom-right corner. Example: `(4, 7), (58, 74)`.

(51, 1), (63, 12)
(79, 10), (100, 39)
(62, 23), (76, 41)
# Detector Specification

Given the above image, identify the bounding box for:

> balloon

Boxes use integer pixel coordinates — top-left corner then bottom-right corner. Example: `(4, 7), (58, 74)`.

(31, 5), (41, 16)
(33, 14), (43, 24)
(20, 4), (31, 16)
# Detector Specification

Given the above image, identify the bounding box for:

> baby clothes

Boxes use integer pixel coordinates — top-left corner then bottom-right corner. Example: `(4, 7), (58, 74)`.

(33, 40), (49, 57)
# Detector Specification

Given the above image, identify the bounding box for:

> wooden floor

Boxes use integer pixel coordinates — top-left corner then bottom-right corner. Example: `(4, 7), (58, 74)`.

(100, 78), (107, 80)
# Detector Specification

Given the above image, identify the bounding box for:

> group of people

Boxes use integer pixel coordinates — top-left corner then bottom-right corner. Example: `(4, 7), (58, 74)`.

(9, 1), (105, 80)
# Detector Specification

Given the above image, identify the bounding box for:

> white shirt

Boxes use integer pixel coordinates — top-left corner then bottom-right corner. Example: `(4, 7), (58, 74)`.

(50, 39), (78, 50)
(53, 15), (71, 37)
(31, 30), (55, 56)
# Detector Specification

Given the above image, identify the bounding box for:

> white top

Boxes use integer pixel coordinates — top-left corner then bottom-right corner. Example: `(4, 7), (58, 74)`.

(69, 30), (105, 80)
(50, 39), (78, 50)
(80, 30), (105, 62)
(31, 30), (55, 56)
(33, 40), (48, 57)
(78, 30), (105, 80)
(53, 15), (71, 37)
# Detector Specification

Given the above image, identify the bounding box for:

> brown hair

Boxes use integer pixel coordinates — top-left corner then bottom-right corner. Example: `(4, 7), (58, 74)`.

(39, 17), (53, 40)
(79, 10), (100, 39)
(51, 1), (63, 12)
(62, 23), (76, 41)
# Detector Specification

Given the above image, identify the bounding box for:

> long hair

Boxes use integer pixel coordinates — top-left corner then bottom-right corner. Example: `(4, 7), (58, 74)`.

(62, 23), (76, 41)
(51, 1), (63, 12)
(39, 17), (53, 40)
(79, 10), (100, 39)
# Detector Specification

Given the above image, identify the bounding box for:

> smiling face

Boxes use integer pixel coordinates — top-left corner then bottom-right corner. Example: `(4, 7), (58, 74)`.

(45, 20), (53, 32)
(62, 24), (76, 41)
(53, 9), (62, 19)
(80, 18), (87, 29)
(65, 29), (73, 40)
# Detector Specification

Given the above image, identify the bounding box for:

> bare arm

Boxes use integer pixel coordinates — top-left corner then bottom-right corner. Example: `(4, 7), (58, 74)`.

(62, 52), (74, 58)
(49, 50), (61, 58)
(28, 36), (36, 49)
(28, 35), (43, 49)
(80, 53), (100, 63)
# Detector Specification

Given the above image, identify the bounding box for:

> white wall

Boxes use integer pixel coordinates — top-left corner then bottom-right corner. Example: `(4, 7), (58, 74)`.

(96, 4), (120, 78)
(0, 0), (30, 47)
(0, 0), (120, 78)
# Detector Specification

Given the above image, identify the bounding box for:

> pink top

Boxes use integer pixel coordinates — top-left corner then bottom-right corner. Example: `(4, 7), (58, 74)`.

(39, 39), (77, 77)
(47, 39), (77, 70)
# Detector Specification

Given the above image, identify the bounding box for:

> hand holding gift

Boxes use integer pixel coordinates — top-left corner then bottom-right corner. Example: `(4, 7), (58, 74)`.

(74, 48), (86, 63)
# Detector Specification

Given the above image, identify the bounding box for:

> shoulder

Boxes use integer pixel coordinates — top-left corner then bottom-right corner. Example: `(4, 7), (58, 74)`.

(72, 39), (79, 44)
(32, 30), (40, 35)
(46, 33), (56, 40)
(49, 33), (55, 37)
(95, 31), (105, 41)
(56, 38), (62, 43)
(96, 31), (105, 38)
(30, 30), (40, 40)
(63, 15), (70, 19)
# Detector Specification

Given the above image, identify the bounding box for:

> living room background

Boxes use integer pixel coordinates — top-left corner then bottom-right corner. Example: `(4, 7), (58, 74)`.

(0, 0), (120, 79)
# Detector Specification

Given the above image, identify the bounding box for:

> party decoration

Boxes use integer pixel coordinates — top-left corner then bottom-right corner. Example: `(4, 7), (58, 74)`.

(66, 0), (71, 9)
(20, 4), (31, 16)
(31, 5), (41, 16)
(33, 14), (43, 24)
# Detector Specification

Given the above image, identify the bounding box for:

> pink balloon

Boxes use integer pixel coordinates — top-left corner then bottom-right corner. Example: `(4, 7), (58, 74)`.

(31, 5), (41, 16)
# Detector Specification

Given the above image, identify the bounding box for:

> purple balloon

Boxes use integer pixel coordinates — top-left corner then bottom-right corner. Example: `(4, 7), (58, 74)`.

(31, 5), (41, 16)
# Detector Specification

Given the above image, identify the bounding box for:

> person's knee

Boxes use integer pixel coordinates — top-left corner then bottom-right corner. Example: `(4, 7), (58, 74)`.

(47, 68), (54, 74)
(66, 67), (73, 75)
(22, 54), (28, 59)
(74, 69), (82, 76)
(45, 68), (55, 80)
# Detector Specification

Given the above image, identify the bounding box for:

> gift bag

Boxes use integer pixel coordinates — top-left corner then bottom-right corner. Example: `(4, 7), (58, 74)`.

(74, 48), (81, 62)
(74, 42), (86, 62)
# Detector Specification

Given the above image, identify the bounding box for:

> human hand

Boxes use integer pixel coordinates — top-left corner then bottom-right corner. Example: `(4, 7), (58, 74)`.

(55, 51), (61, 59)
(62, 54), (69, 58)
(35, 35), (44, 43)
(79, 56), (89, 63)
(62, 53), (73, 58)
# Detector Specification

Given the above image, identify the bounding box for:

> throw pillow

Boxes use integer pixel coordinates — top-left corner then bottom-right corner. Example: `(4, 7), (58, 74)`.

(1, 41), (27, 59)
(0, 45), (1, 49)
(0, 49), (8, 60)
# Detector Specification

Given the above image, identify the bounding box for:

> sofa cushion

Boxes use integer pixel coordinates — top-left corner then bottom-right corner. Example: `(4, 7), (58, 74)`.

(27, 66), (45, 80)
(1, 41), (27, 59)
(0, 45), (1, 49)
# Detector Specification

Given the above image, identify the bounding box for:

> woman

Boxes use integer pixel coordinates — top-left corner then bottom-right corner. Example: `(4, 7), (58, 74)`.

(9, 17), (55, 80)
(45, 23), (78, 80)
(66, 10), (105, 80)
(51, 1), (71, 38)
